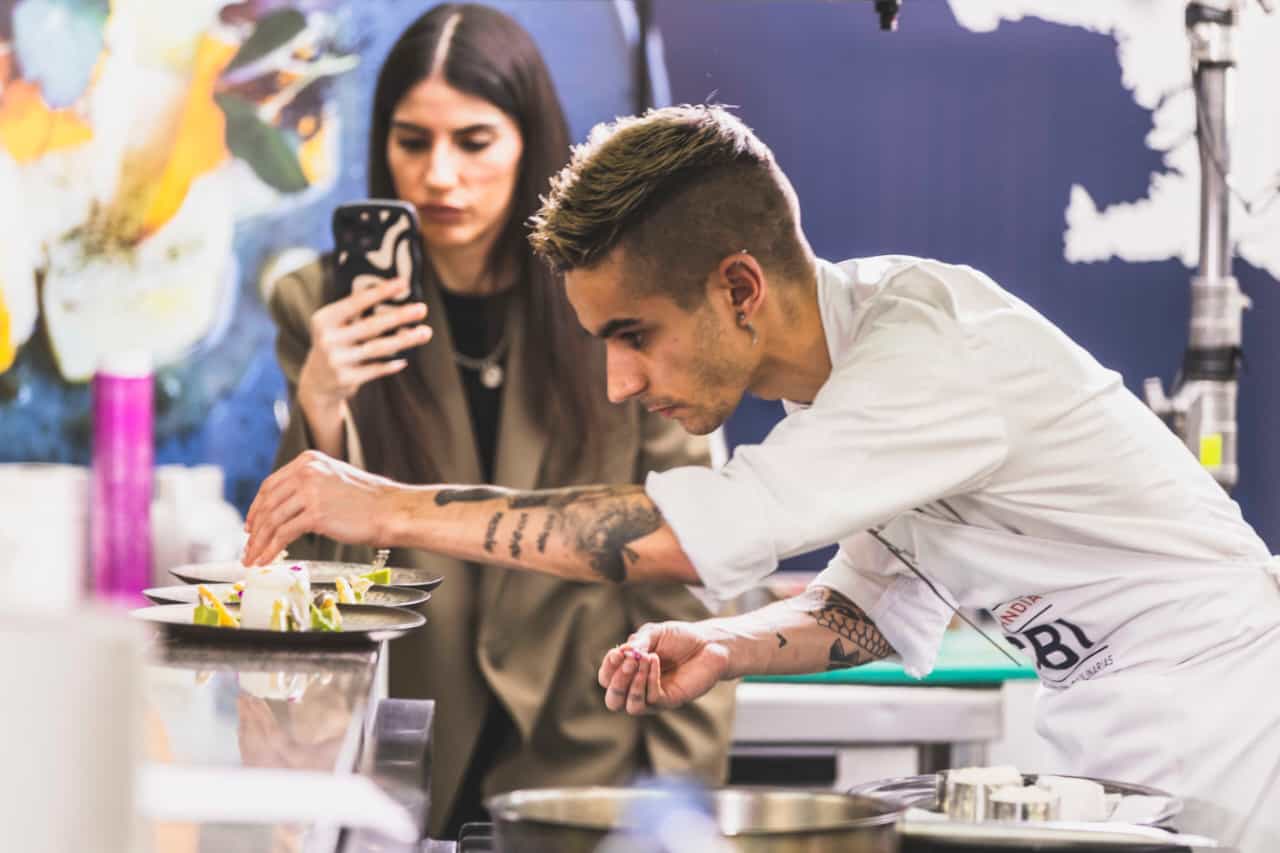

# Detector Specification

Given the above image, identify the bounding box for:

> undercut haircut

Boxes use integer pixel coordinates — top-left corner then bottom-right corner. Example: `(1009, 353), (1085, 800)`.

(529, 105), (814, 310)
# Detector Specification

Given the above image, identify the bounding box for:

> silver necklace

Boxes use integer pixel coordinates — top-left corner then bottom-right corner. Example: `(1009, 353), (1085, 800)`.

(454, 335), (509, 389)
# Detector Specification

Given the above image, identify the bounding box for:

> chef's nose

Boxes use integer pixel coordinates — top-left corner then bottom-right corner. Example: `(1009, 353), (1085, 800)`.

(606, 346), (646, 404)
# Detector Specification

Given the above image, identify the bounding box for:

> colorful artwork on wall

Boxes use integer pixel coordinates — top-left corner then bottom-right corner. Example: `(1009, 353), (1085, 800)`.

(0, 0), (643, 511)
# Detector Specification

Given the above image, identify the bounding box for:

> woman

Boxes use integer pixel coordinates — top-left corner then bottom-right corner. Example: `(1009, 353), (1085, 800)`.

(267, 4), (734, 839)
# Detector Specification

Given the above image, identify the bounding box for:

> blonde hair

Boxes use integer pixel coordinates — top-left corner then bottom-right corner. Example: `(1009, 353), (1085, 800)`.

(529, 105), (813, 309)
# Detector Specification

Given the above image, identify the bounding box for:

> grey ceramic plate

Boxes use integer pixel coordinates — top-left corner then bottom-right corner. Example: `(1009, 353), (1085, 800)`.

(132, 602), (426, 647)
(170, 559), (444, 590)
(143, 582), (431, 609)
(848, 773), (1182, 827)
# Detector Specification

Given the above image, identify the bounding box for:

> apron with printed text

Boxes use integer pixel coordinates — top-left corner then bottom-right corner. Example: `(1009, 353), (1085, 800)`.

(894, 513), (1280, 851)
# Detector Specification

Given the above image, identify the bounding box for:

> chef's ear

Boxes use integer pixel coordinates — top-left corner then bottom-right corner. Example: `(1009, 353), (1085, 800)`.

(712, 250), (766, 319)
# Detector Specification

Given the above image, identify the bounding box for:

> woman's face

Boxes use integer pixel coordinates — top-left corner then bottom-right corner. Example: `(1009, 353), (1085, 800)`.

(386, 75), (524, 254)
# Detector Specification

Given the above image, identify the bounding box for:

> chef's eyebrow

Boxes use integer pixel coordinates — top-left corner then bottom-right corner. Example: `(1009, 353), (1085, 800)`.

(594, 318), (643, 339)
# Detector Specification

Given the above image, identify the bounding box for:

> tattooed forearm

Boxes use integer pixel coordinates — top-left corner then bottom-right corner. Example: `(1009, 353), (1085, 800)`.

(428, 484), (675, 582)
(509, 512), (529, 559)
(483, 512), (503, 554)
(535, 514), (555, 554)
(811, 588), (893, 663)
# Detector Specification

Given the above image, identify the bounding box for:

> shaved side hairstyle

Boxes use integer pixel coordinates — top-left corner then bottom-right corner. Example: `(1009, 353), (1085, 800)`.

(529, 105), (814, 310)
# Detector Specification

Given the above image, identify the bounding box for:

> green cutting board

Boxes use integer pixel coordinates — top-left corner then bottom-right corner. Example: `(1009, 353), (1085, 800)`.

(744, 626), (1037, 686)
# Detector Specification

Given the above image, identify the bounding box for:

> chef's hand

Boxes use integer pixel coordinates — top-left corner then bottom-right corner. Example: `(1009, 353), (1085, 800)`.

(296, 278), (432, 455)
(598, 621), (731, 715)
(243, 450), (398, 566)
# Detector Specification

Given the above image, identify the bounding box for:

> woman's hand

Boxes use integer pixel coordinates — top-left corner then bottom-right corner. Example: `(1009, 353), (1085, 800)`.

(296, 279), (432, 453)
(598, 621), (732, 715)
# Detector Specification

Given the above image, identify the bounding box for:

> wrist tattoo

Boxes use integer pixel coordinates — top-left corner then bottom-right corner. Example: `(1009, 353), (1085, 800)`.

(509, 512), (529, 559)
(812, 588), (892, 663)
(483, 512), (503, 554)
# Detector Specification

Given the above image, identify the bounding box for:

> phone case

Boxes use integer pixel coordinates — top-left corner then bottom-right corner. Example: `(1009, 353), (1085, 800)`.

(331, 200), (426, 305)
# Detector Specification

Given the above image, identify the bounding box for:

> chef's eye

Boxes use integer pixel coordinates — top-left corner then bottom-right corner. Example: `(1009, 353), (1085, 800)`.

(620, 331), (646, 350)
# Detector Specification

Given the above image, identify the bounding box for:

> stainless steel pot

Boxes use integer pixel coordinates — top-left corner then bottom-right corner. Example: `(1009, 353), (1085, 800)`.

(486, 786), (902, 853)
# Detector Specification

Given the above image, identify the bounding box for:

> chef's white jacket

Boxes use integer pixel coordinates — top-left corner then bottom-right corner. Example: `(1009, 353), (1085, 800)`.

(646, 256), (1280, 851)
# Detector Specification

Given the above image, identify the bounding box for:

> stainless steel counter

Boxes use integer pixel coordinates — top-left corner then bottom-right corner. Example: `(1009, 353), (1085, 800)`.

(142, 636), (432, 853)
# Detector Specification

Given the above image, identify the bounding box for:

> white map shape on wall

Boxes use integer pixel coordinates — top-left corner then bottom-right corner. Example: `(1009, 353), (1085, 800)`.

(948, 0), (1280, 281)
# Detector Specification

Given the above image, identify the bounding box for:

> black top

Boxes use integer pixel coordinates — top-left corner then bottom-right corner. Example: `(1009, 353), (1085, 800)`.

(439, 287), (509, 482)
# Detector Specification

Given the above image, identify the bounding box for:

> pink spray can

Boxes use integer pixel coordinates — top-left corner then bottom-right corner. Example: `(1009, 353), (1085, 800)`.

(91, 351), (154, 605)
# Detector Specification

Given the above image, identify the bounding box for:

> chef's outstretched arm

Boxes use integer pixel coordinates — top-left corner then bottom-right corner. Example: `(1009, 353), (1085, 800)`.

(242, 450), (698, 583)
(597, 586), (896, 715)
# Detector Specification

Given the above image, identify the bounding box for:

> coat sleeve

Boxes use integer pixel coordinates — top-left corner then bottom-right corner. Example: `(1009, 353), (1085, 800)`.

(267, 261), (369, 474)
(265, 262), (367, 560)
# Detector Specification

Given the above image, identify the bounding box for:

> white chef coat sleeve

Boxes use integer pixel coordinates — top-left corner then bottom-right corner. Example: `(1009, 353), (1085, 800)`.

(809, 527), (956, 678)
(645, 285), (1008, 601)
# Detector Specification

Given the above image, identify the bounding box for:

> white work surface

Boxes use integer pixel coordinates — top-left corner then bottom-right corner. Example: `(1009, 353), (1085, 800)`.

(731, 681), (1006, 790)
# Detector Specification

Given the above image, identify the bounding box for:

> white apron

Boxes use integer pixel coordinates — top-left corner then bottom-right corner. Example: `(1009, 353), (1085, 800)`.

(900, 513), (1280, 851)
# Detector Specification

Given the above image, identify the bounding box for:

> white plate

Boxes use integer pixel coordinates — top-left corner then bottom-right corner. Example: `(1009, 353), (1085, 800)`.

(132, 603), (426, 647)
(170, 559), (443, 590)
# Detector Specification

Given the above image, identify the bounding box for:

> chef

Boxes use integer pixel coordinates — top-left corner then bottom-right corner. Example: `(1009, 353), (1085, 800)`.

(244, 105), (1280, 850)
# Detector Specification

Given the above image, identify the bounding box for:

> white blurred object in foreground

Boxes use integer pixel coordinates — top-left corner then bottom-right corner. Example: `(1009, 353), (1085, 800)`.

(0, 608), (145, 852)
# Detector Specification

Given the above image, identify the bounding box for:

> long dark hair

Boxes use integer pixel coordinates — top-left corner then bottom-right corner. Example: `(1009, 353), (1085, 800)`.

(357, 4), (606, 483)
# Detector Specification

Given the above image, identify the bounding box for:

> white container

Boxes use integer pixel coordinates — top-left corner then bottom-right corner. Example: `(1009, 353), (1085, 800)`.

(0, 607), (146, 853)
(0, 463), (90, 610)
(151, 464), (245, 586)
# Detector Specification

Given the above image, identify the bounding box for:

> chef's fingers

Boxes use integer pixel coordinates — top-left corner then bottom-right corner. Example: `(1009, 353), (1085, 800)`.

(249, 508), (313, 569)
(603, 655), (639, 712)
(625, 656), (653, 715)
(598, 647), (626, 688)
(244, 494), (305, 567)
(245, 453), (305, 530)
(646, 651), (663, 706)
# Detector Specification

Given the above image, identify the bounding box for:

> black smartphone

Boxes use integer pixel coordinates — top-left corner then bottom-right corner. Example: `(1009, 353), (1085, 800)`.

(332, 199), (426, 305)
(331, 200), (427, 359)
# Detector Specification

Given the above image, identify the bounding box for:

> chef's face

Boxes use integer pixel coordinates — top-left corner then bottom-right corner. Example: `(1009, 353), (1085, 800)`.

(565, 249), (753, 435)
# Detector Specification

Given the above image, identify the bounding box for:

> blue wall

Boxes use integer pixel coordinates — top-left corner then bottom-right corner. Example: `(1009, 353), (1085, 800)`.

(655, 1), (1279, 558)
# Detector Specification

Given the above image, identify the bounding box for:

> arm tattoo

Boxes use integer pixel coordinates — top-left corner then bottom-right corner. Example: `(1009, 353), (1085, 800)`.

(570, 499), (662, 582)
(509, 512), (529, 559)
(433, 484), (659, 582)
(828, 639), (860, 670)
(535, 514), (555, 554)
(776, 632), (788, 648)
(483, 512), (503, 554)
(812, 588), (893, 668)
(435, 487), (507, 506)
